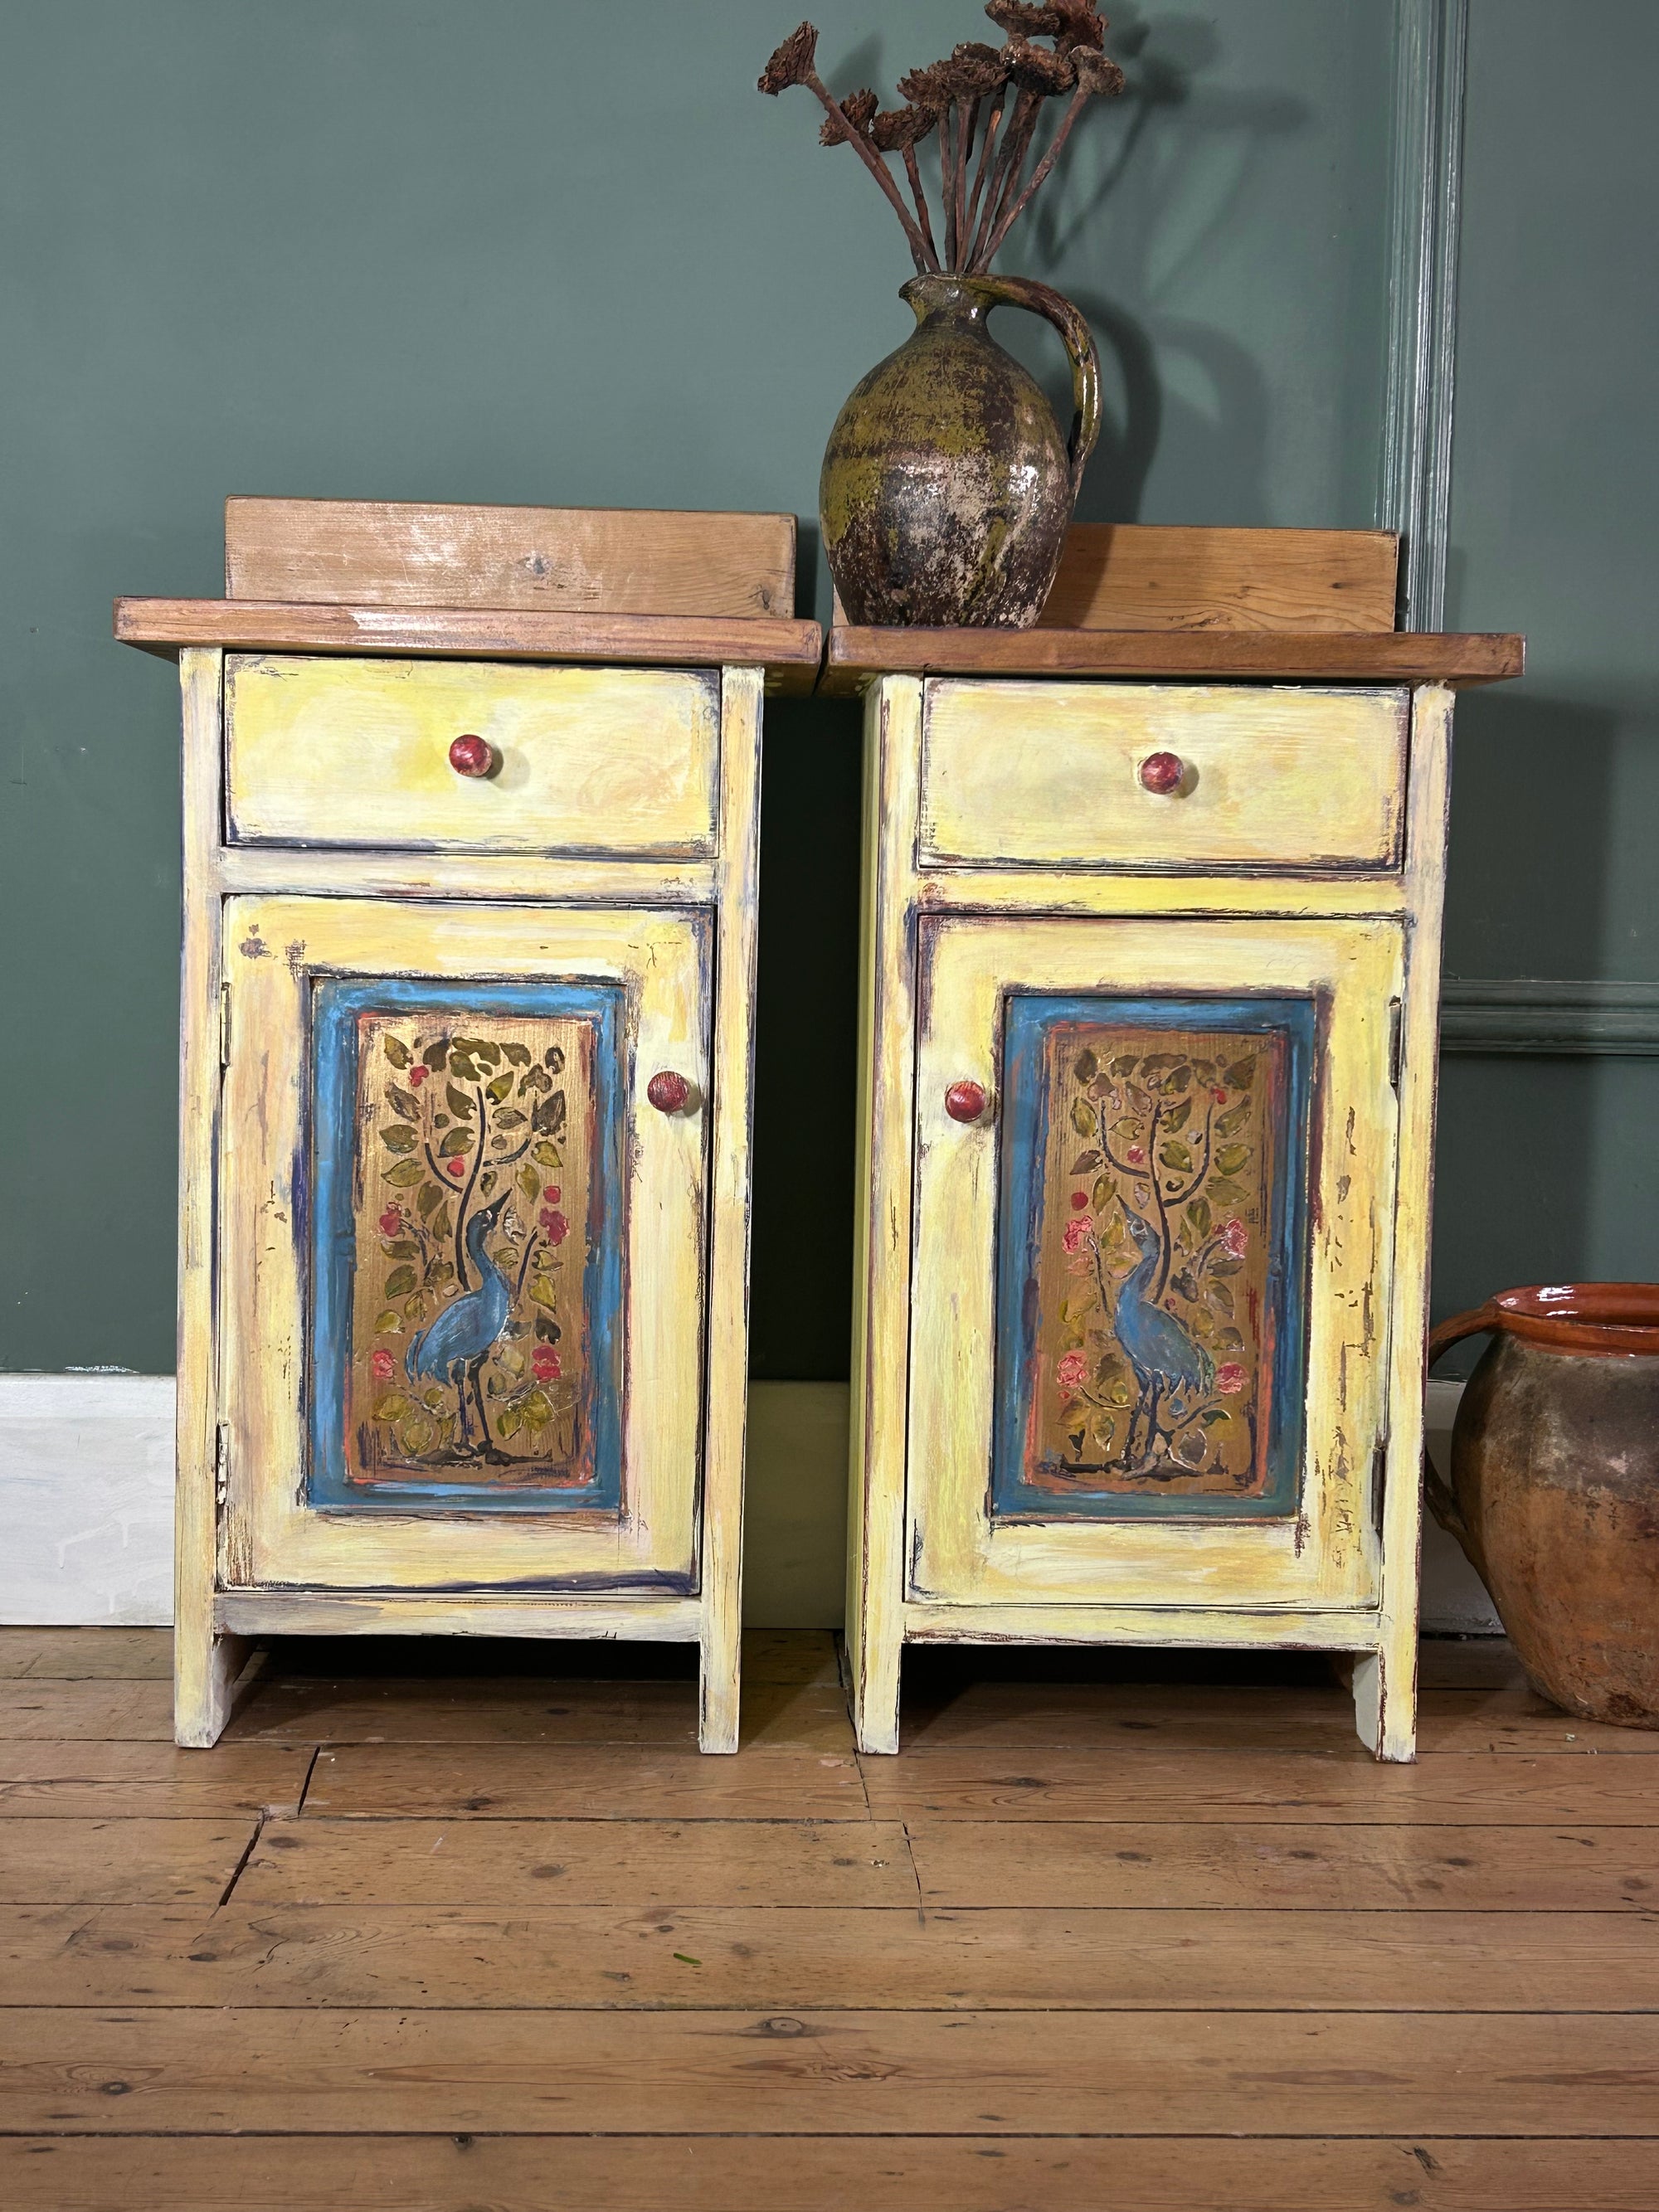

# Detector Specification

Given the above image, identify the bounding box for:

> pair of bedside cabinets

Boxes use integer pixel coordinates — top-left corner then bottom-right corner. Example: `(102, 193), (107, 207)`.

(118, 502), (1520, 1760)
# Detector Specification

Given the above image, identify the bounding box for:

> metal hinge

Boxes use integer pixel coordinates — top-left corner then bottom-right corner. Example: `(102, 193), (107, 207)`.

(220, 982), (233, 1070)
(215, 1422), (230, 1510)
(1387, 997), (1404, 1093)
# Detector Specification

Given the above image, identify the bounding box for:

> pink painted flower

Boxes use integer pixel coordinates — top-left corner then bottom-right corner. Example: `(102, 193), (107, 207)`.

(1222, 1218), (1248, 1257)
(1062, 1215), (1092, 1256)
(409, 1064), (428, 1087)
(540, 1208), (568, 1244)
(1055, 1350), (1090, 1393)
(533, 1345), (562, 1383)
(1069, 1189), (1090, 1212)
(378, 1205), (401, 1237)
(1126, 1145), (1146, 1166)
(542, 1184), (562, 1203)
(371, 1348), (395, 1382)
(1215, 1362), (1247, 1395)
(446, 1156), (465, 1178)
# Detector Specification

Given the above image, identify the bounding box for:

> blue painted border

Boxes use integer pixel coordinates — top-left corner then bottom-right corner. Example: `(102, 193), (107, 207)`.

(309, 976), (625, 1515)
(990, 993), (1316, 1522)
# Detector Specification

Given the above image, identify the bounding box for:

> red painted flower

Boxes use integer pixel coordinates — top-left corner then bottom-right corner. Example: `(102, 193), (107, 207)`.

(1212, 1085), (1227, 1104)
(371, 1348), (395, 1382)
(1222, 1217), (1248, 1258)
(409, 1064), (428, 1087)
(1055, 1350), (1090, 1394)
(1070, 1189), (1089, 1212)
(533, 1345), (562, 1382)
(1126, 1145), (1146, 1166)
(540, 1207), (568, 1243)
(1062, 1215), (1092, 1256)
(542, 1184), (561, 1203)
(446, 1156), (465, 1177)
(1215, 1362), (1247, 1395)
(378, 1206), (401, 1237)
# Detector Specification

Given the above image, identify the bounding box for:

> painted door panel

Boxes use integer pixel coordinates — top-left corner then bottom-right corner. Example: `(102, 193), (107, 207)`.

(219, 896), (708, 1592)
(907, 915), (1403, 1610)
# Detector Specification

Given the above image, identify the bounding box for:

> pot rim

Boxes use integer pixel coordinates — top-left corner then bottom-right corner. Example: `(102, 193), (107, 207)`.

(1488, 1281), (1659, 1355)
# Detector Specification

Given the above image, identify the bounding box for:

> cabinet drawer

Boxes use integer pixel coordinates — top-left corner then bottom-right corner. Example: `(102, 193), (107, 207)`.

(224, 654), (720, 857)
(918, 679), (1408, 873)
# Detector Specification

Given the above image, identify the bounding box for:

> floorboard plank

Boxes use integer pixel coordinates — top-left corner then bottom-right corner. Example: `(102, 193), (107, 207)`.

(236, 1816), (915, 1907)
(5, 2134), (1656, 2212)
(4, 1903), (1652, 2012)
(0, 1820), (260, 1904)
(2, 2007), (1656, 2134)
(862, 1748), (1659, 1823)
(0, 1683), (175, 1742)
(0, 1744), (312, 1819)
(224, 1675), (853, 1750)
(906, 1819), (1659, 1910)
(898, 1681), (1652, 1755)
(302, 1744), (869, 1821)
(0, 1631), (173, 1683)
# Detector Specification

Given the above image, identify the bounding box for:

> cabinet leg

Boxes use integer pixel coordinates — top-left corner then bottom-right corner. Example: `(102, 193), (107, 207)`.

(848, 1627), (902, 1755)
(698, 1624), (741, 1755)
(1350, 1646), (1417, 1762)
(174, 1626), (250, 1749)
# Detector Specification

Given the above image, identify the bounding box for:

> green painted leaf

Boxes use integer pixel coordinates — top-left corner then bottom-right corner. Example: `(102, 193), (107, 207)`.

(502, 1042), (532, 1067)
(1140, 1053), (1182, 1077)
(446, 1084), (476, 1121)
(1070, 1149), (1102, 1175)
(416, 1181), (441, 1218)
(384, 1237), (418, 1258)
(397, 1412), (436, 1456)
(430, 1203), (452, 1238)
(1073, 1048), (1098, 1085)
(518, 1064), (552, 1095)
(382, 1034), (411, 1068)
(1070, 1096), (1095, 1138)
(1214, 1326), (1244, 1350)
(1167, 1064), (1192, 1092)
(374, 1309), (401, 1333)
(1090, 1175), (1114, 1213)
(518, 1165), (542, 1203)
(1199, 1406), (1233, 1427)
(1158, 1141), (1193, 1173)
(373, 1392), (410, 1422)
(528, 1276), (559, 1311)
(383, 1266), (416, 1298)
(494, 1107), (527, 1128)
(1209, 1178), (1248, 1206)
(534, 1315), (561, 1342)
(1223, 1057), (1256, 1090)
(1215, 1145), (1252, 1178)
(1163, 1096), (1192, 1133)
(1214, 1101), (1251, 1137)
(1209, 1280), (1234, 1319)
(422, 1039), (448, 1072)
(478, 1169), (497, 1198)
(383, 1159), (425, 1186)
(379, 1124), (417, 1153)
(486, 1072), (514, 1104)
(1185, 1197), (1212, 1237)
(447, 1057), (479, 1085)
(532, 1140), (562, 1168)
(1210, 1254), (1242, 1277)
(498, 1403), (523, 1440)
(1107, 1054), (1138, 1077)
(544, 1044), (566, 1072)
(387, 1083), (421, 1121)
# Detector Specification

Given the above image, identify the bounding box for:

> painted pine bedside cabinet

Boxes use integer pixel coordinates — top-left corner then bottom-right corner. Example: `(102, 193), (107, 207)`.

(825, 525), (1522, 1761)
(116, 499), (821, 1750)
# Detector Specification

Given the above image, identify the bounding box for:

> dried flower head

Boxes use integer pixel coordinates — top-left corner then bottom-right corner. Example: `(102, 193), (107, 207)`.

(820, 85), (878, 144)
(948, 40), (1010, 95)
(1071, 46), (1124, 95)
(985, 0), (1066, 35)
(1004, 36), (1077, 93)
(758, 20), (819, 95)
(896, 59), (954, 106)
(870, 104), (940, 151)
(1051, 0), (1108, 51)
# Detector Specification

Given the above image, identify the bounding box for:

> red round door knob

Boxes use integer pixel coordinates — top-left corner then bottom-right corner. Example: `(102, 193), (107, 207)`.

(448, 732), (497, 778)
(646, 1070), (693, 1115)
(1138, 750), (1185, 795)
(945, 1080), (989, 1125)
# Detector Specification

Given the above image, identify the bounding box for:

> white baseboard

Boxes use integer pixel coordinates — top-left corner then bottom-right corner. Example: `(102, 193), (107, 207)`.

(0, 1373), (1499, 1636)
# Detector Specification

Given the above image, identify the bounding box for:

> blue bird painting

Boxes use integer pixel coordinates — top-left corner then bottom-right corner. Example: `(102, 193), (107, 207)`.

(406, 1191), (512, 1455)
(1112, 1204), (1215, 1466)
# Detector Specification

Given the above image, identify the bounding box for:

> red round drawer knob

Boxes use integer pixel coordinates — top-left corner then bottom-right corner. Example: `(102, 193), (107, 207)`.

(1138, 750), (1185, 795)
(945, 1079), (989, 1125)
(448, 733), (497, 779)
(646, 1070), (692, 1115)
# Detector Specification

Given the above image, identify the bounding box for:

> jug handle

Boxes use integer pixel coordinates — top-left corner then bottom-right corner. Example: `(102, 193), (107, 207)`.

(1420, 1302), (1501, 1542)
(980, 275), (1102, 500)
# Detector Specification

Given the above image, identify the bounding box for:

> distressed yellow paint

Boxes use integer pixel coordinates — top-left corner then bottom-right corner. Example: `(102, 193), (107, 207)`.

(849, 670), (1452, 1762)
(218, 896), (708, 1594)
(907, 913), (1400, 1612)
(919, 679), (1408, 873)
(225, 654), (719, 857)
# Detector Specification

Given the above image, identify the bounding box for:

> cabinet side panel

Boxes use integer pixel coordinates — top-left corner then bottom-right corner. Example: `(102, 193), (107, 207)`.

(847, 678), (923, 1752)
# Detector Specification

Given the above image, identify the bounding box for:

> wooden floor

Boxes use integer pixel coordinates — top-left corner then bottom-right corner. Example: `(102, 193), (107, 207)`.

(0, 1628), (1655, 2210)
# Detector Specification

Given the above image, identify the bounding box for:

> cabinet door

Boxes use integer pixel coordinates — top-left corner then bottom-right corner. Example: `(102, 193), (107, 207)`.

(907, 915), (1403, 1611)
(219, 897), (708, 1592)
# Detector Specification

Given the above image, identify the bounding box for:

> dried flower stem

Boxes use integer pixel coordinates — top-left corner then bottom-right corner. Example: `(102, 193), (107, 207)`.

(980, 75), (1091, 264)
(805, 68), (937, 270)
(965, 82), (1009, 246)
(902, 143), (939, 265)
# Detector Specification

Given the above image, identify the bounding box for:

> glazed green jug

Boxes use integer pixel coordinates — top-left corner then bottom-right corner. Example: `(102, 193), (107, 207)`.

(820, 273), (1102, 629)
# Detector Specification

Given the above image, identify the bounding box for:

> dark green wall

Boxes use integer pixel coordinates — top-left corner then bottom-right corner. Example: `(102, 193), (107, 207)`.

(2, 1), (1433, 1373)
(1431, 0), (1659, 1354)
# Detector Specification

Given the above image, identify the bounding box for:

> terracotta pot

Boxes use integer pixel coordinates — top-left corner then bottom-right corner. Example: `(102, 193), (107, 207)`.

(819, 273), (1101, 629)
(1427, 1284), (1659, 1726)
